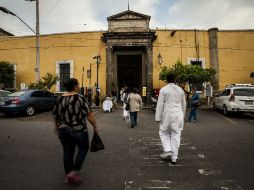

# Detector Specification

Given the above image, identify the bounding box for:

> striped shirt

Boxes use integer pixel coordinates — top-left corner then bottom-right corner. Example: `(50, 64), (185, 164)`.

(53, 94), (91, 131)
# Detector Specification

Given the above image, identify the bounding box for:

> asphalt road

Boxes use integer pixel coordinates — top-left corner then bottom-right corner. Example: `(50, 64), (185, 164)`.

(0, 108), (253, 190)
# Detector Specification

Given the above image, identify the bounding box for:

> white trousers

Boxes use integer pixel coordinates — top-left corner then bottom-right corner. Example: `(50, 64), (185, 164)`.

(123, 103), (129, 117)
(159, 127), (182, 160)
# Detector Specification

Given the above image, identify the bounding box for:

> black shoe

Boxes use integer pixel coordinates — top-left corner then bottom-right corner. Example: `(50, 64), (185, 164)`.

(171, 161), (177, 165)
(131, 125), (134, 128)
(169, 158), (177, 165)
(185, 119), (190, 122)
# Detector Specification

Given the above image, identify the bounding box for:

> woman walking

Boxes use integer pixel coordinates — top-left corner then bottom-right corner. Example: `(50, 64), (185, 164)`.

(53, 78), (98, 184)
(122, 88), (130, 120)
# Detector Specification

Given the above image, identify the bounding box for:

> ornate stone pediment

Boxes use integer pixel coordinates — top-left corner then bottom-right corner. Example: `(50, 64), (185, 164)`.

(107, 10), (150, 32)
(107, 10), (150, 21)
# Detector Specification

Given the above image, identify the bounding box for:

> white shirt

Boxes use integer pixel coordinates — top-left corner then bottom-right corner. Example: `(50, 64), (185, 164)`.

(155, 83), (186, 122)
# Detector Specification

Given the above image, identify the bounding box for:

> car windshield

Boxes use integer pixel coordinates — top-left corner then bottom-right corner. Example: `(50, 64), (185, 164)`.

(8, 91), (27, 97)
(233, 88), (254, 96)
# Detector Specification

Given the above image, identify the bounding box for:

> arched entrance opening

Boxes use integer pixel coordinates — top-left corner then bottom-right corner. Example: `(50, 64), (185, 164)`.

(117, 54), (142, 91)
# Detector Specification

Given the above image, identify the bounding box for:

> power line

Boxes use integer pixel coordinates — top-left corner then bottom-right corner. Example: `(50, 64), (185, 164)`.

(41, 0), (61, 22)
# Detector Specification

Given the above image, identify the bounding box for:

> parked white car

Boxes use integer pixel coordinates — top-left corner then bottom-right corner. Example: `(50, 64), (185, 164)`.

(213, 84), (254, 116)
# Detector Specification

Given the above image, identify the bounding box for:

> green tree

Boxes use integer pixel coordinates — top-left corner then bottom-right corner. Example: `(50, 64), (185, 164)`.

(0, 61), (15, 89)
(159, 59), (216, 105)
(250, 72), (254, 79)
(28, 72), (59, 91)
(42, 72), (59, 91)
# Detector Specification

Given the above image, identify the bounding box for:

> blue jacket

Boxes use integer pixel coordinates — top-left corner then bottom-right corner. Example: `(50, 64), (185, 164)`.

(191, 93), (200, 108)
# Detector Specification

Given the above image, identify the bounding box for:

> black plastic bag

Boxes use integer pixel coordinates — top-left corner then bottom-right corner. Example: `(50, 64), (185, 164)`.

(90, 132), (105, 152)
(125, 103), (130, 111)
(192, 100), (203, 108)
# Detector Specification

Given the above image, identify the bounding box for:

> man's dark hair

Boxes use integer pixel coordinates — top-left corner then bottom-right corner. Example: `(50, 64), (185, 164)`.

(64, 78), (79, 91)
(166, 73), (176, 83)
(131, 88), (138, 93)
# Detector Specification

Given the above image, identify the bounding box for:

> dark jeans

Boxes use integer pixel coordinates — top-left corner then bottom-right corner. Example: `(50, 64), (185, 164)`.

(58, 127), (89, 174)
(130, 112), (138, 127)
(188, 107), (197, 121)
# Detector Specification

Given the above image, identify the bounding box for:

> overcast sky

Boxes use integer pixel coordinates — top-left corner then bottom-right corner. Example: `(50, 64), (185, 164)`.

(0, 0), (254, 36)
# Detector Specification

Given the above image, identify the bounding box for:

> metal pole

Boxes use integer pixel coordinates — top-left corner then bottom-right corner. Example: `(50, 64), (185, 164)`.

(35, 0), (40, 81)
(25, 0), (40, 81)
(95, 56), (99, 106)
(89, 63), (91, 87)
(96, 57), (99, 90)
(80, 66), (84, 95)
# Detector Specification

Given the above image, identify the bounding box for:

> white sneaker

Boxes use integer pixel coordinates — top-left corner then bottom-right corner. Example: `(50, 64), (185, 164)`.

(171, 158), (177, 162)
(160, 152), (172, 159)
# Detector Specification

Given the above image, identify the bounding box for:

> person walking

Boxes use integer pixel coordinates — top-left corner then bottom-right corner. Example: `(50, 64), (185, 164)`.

(122, 88), (130, 120)
(53, 78), (99, 184)
(128, 88), (142, 128)
(186, 87), (200, 122)
(155, 73), (186, 165)
(111, 86), (118, 109)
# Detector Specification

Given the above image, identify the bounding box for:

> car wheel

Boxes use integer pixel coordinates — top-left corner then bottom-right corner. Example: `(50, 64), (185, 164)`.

(223, 105), (228, 116)
(213, 102), (217, 111)
(26, 106), (35, 116)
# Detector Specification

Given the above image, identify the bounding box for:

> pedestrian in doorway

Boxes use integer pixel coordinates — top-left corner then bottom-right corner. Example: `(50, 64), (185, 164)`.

(53, 78), (99, 184)
(128, 88), (142, 128)
(111, 86), (118, 109)
(122, 88), (130, 120)
(120, 87), (125, 105)
(155, 73), (186, 165)
(186, 87), (200, 122)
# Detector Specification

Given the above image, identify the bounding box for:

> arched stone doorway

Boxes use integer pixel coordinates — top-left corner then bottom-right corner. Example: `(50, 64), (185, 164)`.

(102, 10), (156, 99)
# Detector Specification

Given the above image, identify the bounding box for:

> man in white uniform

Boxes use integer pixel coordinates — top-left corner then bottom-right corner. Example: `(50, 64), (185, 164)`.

(155, 73), (186, 164)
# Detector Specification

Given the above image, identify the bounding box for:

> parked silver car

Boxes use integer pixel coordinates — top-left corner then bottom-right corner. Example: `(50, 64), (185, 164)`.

(0, 89), (57, 116)
(213, 84), (254, 116)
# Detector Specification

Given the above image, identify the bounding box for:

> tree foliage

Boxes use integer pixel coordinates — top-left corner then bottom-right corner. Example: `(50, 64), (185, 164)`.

(159, 59), (216, 91)
(159, 59), (216, 107)
(0, 61), (15, 87)
(42, 72), (59, 91)
(28, 72), (59, 91)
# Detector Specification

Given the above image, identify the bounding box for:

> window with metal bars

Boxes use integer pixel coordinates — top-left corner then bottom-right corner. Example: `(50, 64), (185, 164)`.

(59, 63), (70, 92)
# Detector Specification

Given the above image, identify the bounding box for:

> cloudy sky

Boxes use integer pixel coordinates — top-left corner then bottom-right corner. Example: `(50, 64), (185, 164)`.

(0, 0), (254, 36)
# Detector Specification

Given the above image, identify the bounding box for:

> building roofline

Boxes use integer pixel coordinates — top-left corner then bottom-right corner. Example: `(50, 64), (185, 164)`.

(107, 10), (151, 20)
(0, 30), (107, 39)
(154, 28), (254, 32)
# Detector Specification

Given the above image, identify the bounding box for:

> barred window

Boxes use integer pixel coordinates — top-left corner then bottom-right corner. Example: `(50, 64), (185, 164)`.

(59, 63), (70, 92)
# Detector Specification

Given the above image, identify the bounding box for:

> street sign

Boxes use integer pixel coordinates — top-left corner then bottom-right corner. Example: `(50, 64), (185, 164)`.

(142, 87), (147, 97)
(20, 83), (26, 90)
(206, 84), (213, 97)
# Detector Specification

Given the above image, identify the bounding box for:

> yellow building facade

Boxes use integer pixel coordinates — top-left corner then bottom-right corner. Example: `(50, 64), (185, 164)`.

(0, 10), (253, 97)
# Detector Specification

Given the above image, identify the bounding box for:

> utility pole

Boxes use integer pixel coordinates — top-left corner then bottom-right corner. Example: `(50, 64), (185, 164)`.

(93, 55), (101, 106)
(26, 0), (40, 81)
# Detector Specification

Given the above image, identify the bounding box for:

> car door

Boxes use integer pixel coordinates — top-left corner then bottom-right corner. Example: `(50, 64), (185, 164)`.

(30, 91), (45, 110)
(220, 89), (231, 108)
(42, 91), (56, 109)
(215, 91), (224, 109)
